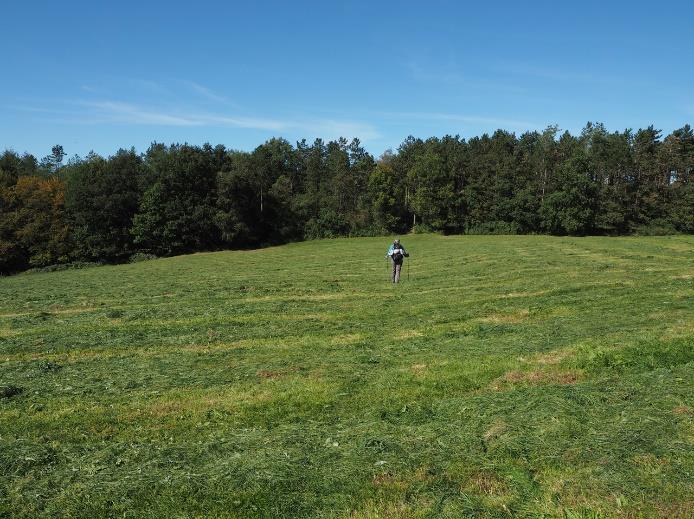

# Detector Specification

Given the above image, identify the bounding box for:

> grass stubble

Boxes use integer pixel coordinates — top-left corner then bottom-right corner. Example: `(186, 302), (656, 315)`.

(0, 235), (692, 517)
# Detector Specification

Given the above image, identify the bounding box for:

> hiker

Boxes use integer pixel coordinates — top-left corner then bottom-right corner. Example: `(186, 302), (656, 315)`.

(385, 238), (409, 283)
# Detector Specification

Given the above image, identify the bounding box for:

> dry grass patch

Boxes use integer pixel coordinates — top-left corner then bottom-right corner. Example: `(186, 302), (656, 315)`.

(0, 328), (20, 338)
(277, 312), (335, 321)
(673, 405), (692, 415)
(663, 242), (694, 252)
(501, 290), (550, 299)
(123, 387), (273, 420)
(180, 340), (250, 353)
(663, 321), (694, 340)
(405, 363), (432, 381)
(332, 333), (363, 345)
(396, 329), (424, 339)
(245, 293), (347, 303)
(489, 369), (582, 390)
(479, 308), (530, 324)
(467, 471), (509, 496)
(371, 472), (407, 491)
(372, 466), (436, 490)
(634, 453), (670, 468)
(483, 421), (507, 442)
(533, 348), (575, 366)
(545, 482), (614, 516)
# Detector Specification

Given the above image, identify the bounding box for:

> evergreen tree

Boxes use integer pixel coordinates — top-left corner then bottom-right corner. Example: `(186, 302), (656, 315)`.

(131, 144), (218, 255)
(64, 149), (143, 261)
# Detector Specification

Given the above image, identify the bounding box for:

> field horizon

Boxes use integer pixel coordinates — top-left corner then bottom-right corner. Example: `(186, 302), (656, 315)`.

(1, 234), (692, 517)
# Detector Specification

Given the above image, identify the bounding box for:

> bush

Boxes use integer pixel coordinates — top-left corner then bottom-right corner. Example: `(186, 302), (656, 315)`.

(465, 221), (520, 235)
(632, 219), (679, 236)
(411, 224), (435, 234)
(344, 226), (389, 238)
(304, 209), (350, 240)
(129, 252), (158, 263)
(24, 261), (102, 274)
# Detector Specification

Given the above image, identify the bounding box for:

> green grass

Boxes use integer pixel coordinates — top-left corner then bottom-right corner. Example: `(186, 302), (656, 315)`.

(1, 234), (692, 518)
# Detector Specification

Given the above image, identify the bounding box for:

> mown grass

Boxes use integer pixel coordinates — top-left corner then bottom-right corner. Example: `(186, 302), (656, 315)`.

(1, 234), (692, 518)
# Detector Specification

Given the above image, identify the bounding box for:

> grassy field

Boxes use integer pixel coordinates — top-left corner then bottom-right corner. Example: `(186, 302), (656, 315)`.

(1, 234), (692, 518)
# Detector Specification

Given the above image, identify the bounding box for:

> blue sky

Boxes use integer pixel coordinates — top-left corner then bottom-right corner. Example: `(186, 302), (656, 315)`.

(2, 1), (693, 159)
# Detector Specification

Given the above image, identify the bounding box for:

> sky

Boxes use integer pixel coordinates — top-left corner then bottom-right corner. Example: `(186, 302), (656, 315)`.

(2, 0), (693, 159)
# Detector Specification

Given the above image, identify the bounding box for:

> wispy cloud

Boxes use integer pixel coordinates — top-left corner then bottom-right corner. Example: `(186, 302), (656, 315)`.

(74, 100), (293, 130)
(16, 98), (381, 141)
(181, 80), (237, 106)
(10, 76), (382, 142)
(78, 101), (203, 126)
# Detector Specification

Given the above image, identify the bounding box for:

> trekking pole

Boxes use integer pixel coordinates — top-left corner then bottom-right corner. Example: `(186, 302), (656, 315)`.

(407, 258), (410, 281)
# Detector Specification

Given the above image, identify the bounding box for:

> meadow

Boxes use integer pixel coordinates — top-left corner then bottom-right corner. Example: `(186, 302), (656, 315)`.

(0, 234), (692, 518)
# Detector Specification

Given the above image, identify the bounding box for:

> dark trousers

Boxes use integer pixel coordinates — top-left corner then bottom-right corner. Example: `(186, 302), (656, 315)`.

(391, 260), (403, 283)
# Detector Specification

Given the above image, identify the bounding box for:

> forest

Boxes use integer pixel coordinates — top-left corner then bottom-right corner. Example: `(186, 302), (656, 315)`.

(1, 122), (692, 274)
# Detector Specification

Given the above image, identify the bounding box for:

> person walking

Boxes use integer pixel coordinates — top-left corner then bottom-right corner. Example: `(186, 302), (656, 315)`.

(385, 238), (409, 283)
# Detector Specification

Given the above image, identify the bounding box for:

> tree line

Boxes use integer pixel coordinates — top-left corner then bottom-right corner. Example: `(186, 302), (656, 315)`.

(1, 122), (692, 274)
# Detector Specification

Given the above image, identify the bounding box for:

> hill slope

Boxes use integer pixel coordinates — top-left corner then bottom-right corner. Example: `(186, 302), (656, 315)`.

(1, 235), (693, 517)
